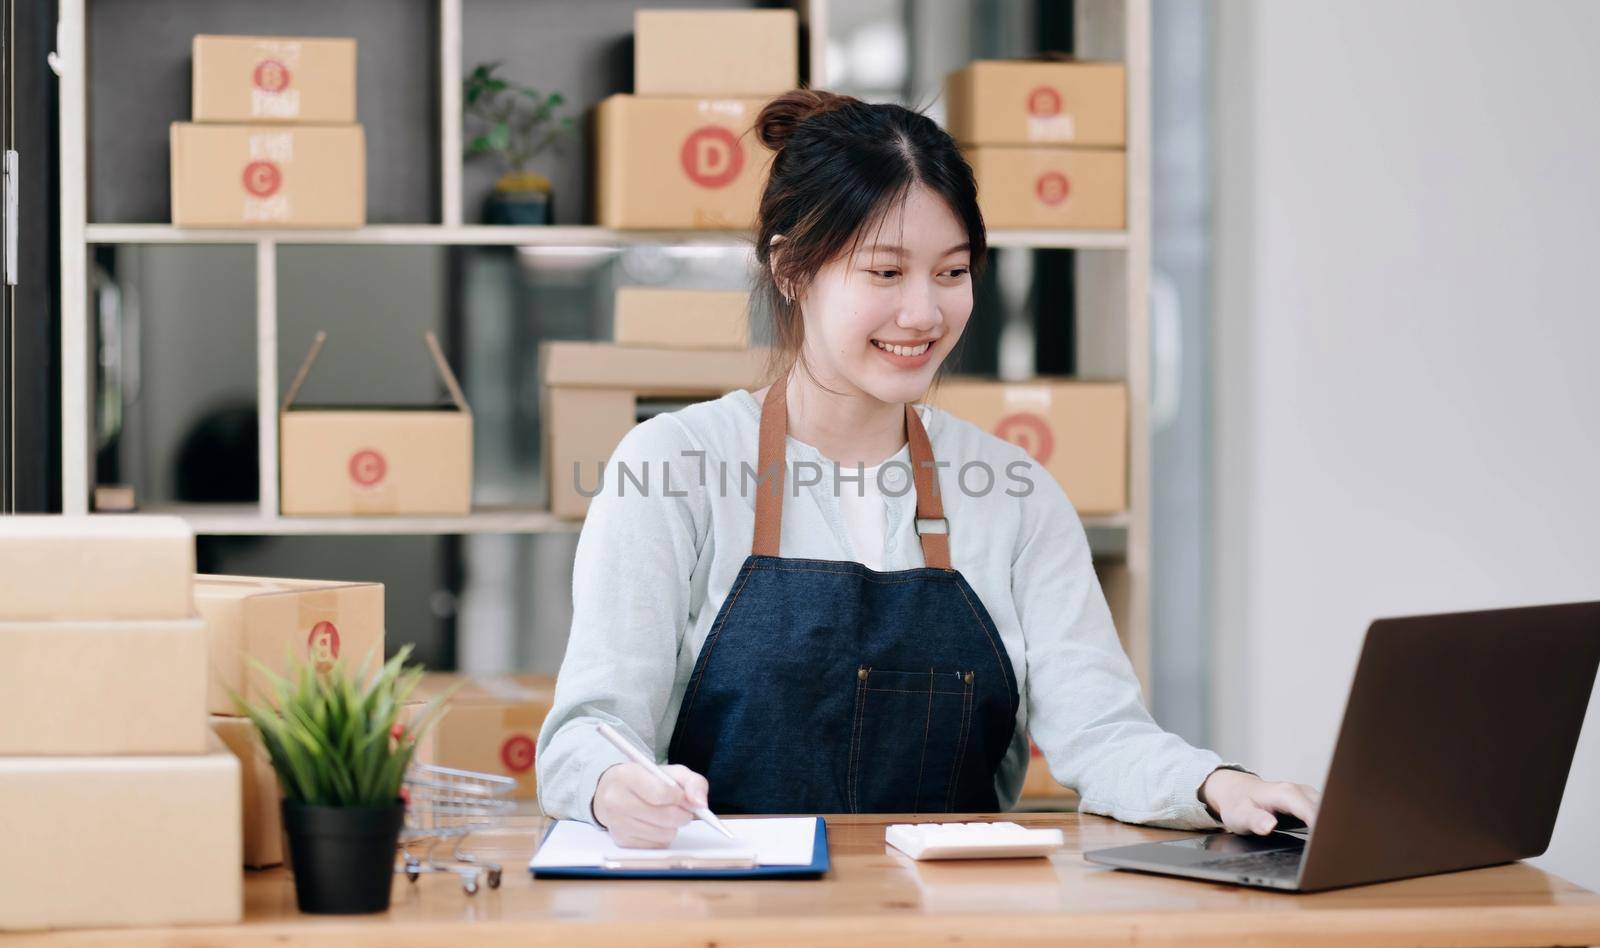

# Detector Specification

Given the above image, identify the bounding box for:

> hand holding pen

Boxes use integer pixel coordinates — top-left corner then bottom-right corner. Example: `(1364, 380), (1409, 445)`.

(591, 722), (734, 848)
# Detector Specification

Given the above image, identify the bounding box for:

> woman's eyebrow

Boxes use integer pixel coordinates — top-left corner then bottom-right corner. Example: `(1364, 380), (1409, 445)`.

(863, 242), (972, 256)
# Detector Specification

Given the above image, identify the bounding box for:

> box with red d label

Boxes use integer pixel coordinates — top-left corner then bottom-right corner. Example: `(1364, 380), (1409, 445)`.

(415, 674), (556, 801)
(928, 380), (1127, 515)
(595, 94), (772, 229)
(169, 122), (365, 228)
(193, 574), (385, 715)
(963, 146), (1125, 230)
(192, 35), (357, 124)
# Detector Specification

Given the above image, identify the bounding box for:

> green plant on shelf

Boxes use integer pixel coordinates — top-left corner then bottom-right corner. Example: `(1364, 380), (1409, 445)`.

(233, 643), (450, 808)
(464, 62), (576, 222)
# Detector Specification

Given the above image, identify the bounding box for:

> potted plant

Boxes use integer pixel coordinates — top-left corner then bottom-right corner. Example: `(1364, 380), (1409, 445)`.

(464, 62), (577, 225)
(236, 645), (449, 915)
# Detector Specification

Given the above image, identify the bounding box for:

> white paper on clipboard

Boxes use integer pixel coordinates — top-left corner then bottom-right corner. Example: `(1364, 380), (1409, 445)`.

(530, 816), (818, 869)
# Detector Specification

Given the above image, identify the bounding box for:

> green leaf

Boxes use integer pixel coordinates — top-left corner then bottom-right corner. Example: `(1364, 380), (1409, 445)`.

(488, 123), (511, 151)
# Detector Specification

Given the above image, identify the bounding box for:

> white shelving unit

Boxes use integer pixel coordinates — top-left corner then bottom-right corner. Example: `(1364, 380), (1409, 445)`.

(56, 0), (1152, 682)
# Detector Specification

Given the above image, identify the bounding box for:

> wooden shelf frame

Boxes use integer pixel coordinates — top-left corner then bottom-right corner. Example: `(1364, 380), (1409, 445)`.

(57, 0), (1152, 680)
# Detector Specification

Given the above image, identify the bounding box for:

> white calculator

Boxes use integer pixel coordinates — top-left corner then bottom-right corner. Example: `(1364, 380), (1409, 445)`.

(885, 821), (1065, 860)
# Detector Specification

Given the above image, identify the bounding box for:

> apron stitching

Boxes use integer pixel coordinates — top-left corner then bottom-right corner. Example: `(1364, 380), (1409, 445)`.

(946, 674), (976, 811)
(753, 563), (953, 585)
(951, 578), (1019, 713)
(864, 687), (966, 695)
(912, 670), (934, 814)
(674, 562), (760, 736)
(849, 669), (869, 813)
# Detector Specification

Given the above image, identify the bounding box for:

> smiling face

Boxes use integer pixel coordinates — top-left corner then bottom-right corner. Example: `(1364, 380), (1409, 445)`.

(787, 183), (975, 406)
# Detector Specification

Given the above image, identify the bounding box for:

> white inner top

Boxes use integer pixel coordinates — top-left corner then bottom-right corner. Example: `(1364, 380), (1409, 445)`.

(835, 461), (888, 571)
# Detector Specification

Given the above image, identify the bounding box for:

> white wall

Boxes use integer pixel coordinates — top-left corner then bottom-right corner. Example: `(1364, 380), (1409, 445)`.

(1211, 0), (1600, 890)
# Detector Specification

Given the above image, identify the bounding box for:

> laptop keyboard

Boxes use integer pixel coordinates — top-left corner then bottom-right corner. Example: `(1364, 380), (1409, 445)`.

(1191, 847), (1305, 879)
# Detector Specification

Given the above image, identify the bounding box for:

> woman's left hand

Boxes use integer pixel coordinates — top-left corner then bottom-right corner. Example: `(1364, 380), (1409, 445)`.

(1200, 768), (1321, 835)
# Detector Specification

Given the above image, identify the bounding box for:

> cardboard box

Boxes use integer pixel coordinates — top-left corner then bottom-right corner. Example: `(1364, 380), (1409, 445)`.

(0, 739), (241, 930)
(279, 331), (473, 516)
(634, 9), (798, 97)
(945, 59), (1126, 147)
(194, 574), (385, 715)
(192, 35), (357, 124)
(928, 380), (1128, 515)
(415, 674), (555, 800)
(595, 94), (772, 229)
(614, 288), (751, 349)
(541, 342), (768, 518)
(963, 146), (1125, 230)
(170, 122), (365, 228)
(0, 617), (209, 755)
(211, 705), (433, 869)
(0, 514), (194, 621)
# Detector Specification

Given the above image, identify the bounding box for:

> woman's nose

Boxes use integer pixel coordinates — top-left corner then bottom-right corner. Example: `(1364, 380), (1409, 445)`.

(899, 283), (942, 330)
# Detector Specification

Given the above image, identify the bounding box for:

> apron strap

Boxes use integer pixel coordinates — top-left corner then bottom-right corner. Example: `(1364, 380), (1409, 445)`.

(751, 372), (951, 570)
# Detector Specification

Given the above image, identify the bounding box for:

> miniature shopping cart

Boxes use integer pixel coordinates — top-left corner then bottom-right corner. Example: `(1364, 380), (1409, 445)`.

(396, 763), (519, 894)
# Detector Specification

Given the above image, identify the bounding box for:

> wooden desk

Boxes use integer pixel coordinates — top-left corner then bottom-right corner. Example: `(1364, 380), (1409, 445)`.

(9, 812), (1600, 946)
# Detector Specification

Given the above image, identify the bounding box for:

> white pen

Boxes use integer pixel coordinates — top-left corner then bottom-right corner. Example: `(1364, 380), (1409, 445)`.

(595, 722), (736, 840)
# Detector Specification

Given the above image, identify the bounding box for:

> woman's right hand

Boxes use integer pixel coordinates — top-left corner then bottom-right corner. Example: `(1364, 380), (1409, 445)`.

(592, 762), (711, 848)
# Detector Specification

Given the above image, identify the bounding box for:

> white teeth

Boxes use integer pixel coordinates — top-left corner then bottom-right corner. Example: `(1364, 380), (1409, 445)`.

(873, 340), (931, 357)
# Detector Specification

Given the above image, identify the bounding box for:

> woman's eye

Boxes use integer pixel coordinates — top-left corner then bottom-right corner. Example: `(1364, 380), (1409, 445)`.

(870, 269), (900, 279)
(946, 268), (970, 278)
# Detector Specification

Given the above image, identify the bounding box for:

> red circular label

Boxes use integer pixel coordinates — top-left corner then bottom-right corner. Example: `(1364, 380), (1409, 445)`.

(500, 735), (536, 773)
(242, 160), (282, 198)
(679, 127), (744, 189)
(994, 412), (1055, 464)
(253, 59), (292, 93)
(1026, 86), (1062, 117)
(348, 449), (387, 487)
(307, 621), (341, 673)
(1035, 171), (1070, 207)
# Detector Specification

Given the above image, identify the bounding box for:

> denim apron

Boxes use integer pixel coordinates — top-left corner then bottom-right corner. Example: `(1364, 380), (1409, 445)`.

(667, 375), (1020, 814)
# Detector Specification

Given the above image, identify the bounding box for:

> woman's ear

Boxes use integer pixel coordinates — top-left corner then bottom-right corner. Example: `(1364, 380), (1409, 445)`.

(768, 234), (792, 302)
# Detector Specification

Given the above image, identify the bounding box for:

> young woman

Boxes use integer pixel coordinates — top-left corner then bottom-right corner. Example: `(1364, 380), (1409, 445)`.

(536, 90), (1319, 848)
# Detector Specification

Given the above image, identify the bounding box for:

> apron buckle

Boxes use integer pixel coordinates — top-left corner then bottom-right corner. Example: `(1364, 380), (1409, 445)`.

(915, 517), (949, 536)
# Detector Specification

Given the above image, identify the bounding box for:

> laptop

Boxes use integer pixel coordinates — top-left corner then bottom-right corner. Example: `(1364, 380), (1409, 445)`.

(1084, 600), (1600, 892)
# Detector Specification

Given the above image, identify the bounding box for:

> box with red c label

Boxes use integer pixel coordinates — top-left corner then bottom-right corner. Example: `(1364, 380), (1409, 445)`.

(962, 146), (1125, 230)
(193, 574), (385, 715)
(414, 674), (557, 801)
(169, 122), (365, 228)
(945, 59), (1126, 148)
(594, 94), (773, 229)
(192, 35), (357, 124)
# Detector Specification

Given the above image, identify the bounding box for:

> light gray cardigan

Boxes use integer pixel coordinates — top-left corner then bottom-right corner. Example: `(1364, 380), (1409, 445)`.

(536, 389), (1234, 829)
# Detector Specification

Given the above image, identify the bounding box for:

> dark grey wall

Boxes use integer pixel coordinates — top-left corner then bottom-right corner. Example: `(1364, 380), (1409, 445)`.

(87, 0), (438, 223)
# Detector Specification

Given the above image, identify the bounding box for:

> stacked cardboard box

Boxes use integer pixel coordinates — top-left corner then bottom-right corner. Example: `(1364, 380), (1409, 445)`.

(197, 573), (386, 868)
(542, 340), (768, 518)
(595, 9), (797, 229)
(944, 59), (1126, 229)
(413, 674), (557, 801)
(172, 35), (365, 227)
(0, 516), (241, 931)
(279, 330), (474, 517)
(927, 379), (1128, 515)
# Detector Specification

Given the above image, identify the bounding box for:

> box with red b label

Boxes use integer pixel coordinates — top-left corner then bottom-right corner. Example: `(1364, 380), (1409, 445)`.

(278, 331), (473, 516)
(414, 674), (557, 801)
(595, 94), (773, 229)
(193, 574), (385, 715)
(945, 60), (1126, 147)
(927, 379), (1128, 515)
(169, 122), (365, 228)
(192, 35), (357, 124)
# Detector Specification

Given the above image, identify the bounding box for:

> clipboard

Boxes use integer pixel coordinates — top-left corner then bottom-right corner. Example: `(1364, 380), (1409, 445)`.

(528, 817), (830, 880)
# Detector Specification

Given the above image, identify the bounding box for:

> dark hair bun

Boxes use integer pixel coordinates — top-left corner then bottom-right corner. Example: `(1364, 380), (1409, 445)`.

(756, 89), (859, 152)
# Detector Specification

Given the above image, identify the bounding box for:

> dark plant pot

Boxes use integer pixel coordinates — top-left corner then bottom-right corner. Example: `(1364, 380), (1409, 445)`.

(485, 188), (552, 225)
(281, 800), (405, 915)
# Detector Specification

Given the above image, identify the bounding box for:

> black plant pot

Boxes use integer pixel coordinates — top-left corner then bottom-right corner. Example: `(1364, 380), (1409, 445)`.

(484, 188), (552, 225)
(281, 800), (405, 915)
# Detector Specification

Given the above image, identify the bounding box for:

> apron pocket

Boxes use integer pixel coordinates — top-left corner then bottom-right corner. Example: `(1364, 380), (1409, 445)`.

(848, 666), (976, 813)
